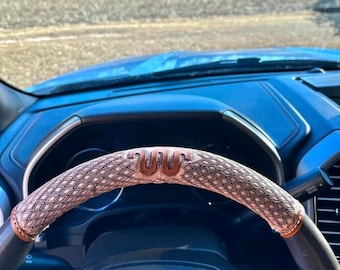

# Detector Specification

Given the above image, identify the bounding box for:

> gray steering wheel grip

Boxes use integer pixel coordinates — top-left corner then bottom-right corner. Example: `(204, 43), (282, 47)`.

(1, 147), (339, 269)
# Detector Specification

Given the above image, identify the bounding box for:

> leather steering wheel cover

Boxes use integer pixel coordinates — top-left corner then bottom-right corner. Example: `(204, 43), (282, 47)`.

(12, 146), (305, 242)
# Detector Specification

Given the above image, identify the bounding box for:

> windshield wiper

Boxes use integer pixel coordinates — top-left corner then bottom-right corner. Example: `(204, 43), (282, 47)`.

(35, 58), (340, 95)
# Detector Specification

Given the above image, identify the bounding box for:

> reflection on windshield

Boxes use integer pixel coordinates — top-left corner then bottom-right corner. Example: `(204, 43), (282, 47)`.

(0, 0), (339, 89)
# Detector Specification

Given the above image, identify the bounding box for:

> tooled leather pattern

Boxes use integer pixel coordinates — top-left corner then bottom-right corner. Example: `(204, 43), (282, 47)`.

(12, 147), (304, 242)
(127, 148), (192, 176)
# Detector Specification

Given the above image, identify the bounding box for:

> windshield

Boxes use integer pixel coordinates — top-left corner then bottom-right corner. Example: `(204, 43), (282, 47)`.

(0, 1), (339, 92)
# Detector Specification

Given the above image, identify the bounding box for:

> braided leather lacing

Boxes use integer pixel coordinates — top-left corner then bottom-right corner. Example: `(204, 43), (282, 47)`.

(11, 147), (304, 242)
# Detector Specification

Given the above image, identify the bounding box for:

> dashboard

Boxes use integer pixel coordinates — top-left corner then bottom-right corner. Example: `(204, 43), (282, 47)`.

(0, 70), (339, 269)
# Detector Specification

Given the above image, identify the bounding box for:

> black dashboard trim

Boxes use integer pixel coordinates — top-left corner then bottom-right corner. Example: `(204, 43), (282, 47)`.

(22, 116), (82, 198)
(296, 130), (340, 176)
(222, 110), (284, 185)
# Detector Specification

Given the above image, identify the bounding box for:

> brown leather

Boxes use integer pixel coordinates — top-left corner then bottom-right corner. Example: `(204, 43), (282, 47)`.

(127, 148), (192, 176)
(12, 147), (304, 242)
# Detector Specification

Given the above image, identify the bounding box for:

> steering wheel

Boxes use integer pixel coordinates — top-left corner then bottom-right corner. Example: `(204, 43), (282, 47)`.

(0, 147), (338, 269)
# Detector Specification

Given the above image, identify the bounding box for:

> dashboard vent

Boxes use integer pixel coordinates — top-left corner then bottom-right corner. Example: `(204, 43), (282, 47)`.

(316, 159), (340, 263)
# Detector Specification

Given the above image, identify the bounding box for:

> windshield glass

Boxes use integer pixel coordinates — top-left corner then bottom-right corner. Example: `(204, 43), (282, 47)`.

(0, 1), (339, 92)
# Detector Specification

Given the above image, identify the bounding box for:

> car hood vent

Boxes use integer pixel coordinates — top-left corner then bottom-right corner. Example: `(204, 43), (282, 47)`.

(316, 159), (340, 263)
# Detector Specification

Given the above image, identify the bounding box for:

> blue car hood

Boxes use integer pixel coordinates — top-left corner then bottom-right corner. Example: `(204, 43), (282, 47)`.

(26, 47), (340, 93)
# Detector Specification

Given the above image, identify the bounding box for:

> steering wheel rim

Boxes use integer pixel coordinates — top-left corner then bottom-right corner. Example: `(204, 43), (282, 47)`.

(0, 146), (338, 269)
